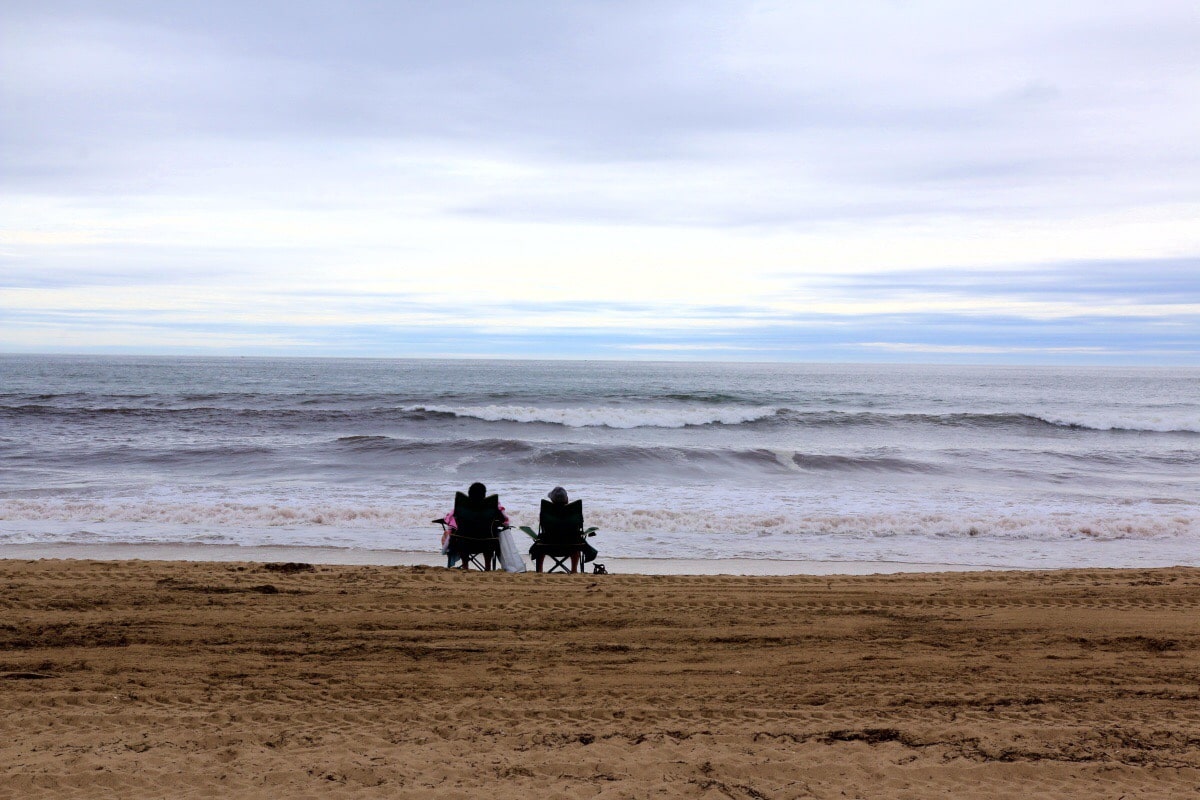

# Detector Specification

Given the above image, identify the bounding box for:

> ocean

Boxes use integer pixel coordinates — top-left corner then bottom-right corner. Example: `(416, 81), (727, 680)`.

(1, 354), (1197, 570)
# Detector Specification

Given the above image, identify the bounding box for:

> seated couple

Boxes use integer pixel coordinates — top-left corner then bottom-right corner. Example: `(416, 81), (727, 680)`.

(438, 483), (598, 573)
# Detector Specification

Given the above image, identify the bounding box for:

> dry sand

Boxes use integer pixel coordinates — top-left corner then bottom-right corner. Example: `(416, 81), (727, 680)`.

(1, 559), (1198, 798)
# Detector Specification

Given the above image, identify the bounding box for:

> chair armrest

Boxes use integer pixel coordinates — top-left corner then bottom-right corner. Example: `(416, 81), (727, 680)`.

(584, 527), (598, 537)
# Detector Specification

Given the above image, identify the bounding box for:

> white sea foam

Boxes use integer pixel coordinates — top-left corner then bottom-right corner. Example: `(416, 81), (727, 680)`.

(408, 404), (781, 428)
(1031, 411), (1200, 434)
(3, 498), (1194, 544)
(0, 499), (415, 528)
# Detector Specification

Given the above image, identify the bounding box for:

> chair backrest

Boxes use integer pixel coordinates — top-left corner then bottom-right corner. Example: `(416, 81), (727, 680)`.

(539, 499), (584, 545)
(453, 491), (501, 539)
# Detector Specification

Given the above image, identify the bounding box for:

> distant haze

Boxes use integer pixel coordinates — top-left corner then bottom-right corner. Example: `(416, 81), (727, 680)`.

(2, 1), (1197, 363)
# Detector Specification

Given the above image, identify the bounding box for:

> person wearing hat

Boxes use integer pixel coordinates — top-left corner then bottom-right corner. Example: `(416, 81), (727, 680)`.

(529, 486), (598, 573)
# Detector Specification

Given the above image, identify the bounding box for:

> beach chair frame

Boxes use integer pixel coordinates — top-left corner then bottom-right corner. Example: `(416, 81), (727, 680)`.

(433, 492), (506, 571)
(522, 499), (598, 575)
(543, 551), (578, 574)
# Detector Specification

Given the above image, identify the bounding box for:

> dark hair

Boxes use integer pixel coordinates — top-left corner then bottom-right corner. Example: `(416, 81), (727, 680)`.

(547, 486), (569, 505)
(468, 482), (486, 502)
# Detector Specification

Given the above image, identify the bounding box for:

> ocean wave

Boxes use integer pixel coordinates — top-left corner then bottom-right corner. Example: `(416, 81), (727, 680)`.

(1030, 412), (1200, 434)
(2, 499), (1194, 544)
(0, 403), (320, 419)
(401, 404), (784, 428)
(588, 508), (1199, 542)
(334, 435), (536, 457)
(386, 405), (1200, 433)
(791, 453), (941, 473)
(3, 398), (1197, 434)
(326, 436), (937, 475)
(329, 436), (787, 473)
(138, 444), (278, 466)
(769, 411), (1200, 434)
(658, 392), (746, 404)
(4, 442), (281, 471)
(0, 499), (407, 528)
(2, 401), (774, 428)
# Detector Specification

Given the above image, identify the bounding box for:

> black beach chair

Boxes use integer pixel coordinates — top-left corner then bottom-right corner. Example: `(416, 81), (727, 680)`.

(441, 491), (505, 571)
(522, 499), (598, 574)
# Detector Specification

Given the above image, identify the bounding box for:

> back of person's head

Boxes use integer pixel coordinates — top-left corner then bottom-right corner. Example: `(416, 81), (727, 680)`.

(547, 486), (569, 505)
(468, 482), (487, 502)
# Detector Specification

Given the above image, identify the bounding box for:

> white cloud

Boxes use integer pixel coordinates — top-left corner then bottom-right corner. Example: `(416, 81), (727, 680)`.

(852, 342), (1200, 358)
(2, 1), (1199, 361)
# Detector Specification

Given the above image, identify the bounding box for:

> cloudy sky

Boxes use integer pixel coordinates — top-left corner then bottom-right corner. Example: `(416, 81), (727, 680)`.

(2, 1), (1198, 362)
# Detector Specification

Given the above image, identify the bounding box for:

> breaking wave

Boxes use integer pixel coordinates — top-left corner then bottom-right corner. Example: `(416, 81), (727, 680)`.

(327, 436), (943, 475)
(400, 405), (1200, 433)
(3, 397), (1197, 434)
(400, 404), (783, 428)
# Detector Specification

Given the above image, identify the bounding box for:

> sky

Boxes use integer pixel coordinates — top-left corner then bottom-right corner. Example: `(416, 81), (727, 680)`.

(2, 1), (1198, 363)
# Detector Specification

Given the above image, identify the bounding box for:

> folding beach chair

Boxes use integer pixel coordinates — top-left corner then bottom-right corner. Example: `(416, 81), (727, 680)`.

(522, 499), (598, 574)
(444, 491), (504, 571)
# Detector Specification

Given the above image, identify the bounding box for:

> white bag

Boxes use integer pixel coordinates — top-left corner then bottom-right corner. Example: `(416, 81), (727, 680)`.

(498, 528), (527, 573)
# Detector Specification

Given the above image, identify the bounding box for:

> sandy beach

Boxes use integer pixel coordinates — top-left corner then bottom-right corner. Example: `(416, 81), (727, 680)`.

(2, 559), (1199, 798)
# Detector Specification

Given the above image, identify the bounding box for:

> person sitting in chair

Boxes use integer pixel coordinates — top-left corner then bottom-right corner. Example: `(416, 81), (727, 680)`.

(526, 486), (598, 573)
(440, 482), (509, 570)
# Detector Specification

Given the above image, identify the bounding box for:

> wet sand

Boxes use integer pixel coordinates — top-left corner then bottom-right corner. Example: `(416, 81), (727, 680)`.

(2, 559), (1198, 798)
(0, 542), (997, 575)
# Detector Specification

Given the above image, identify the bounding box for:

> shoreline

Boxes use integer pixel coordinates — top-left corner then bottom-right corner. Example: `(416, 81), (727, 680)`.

(0, 541), (1021, 575)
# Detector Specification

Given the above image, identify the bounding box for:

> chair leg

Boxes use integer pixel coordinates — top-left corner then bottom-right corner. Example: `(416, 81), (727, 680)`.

(570, 553), (580, 574)
(535, 556), (544, 573)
